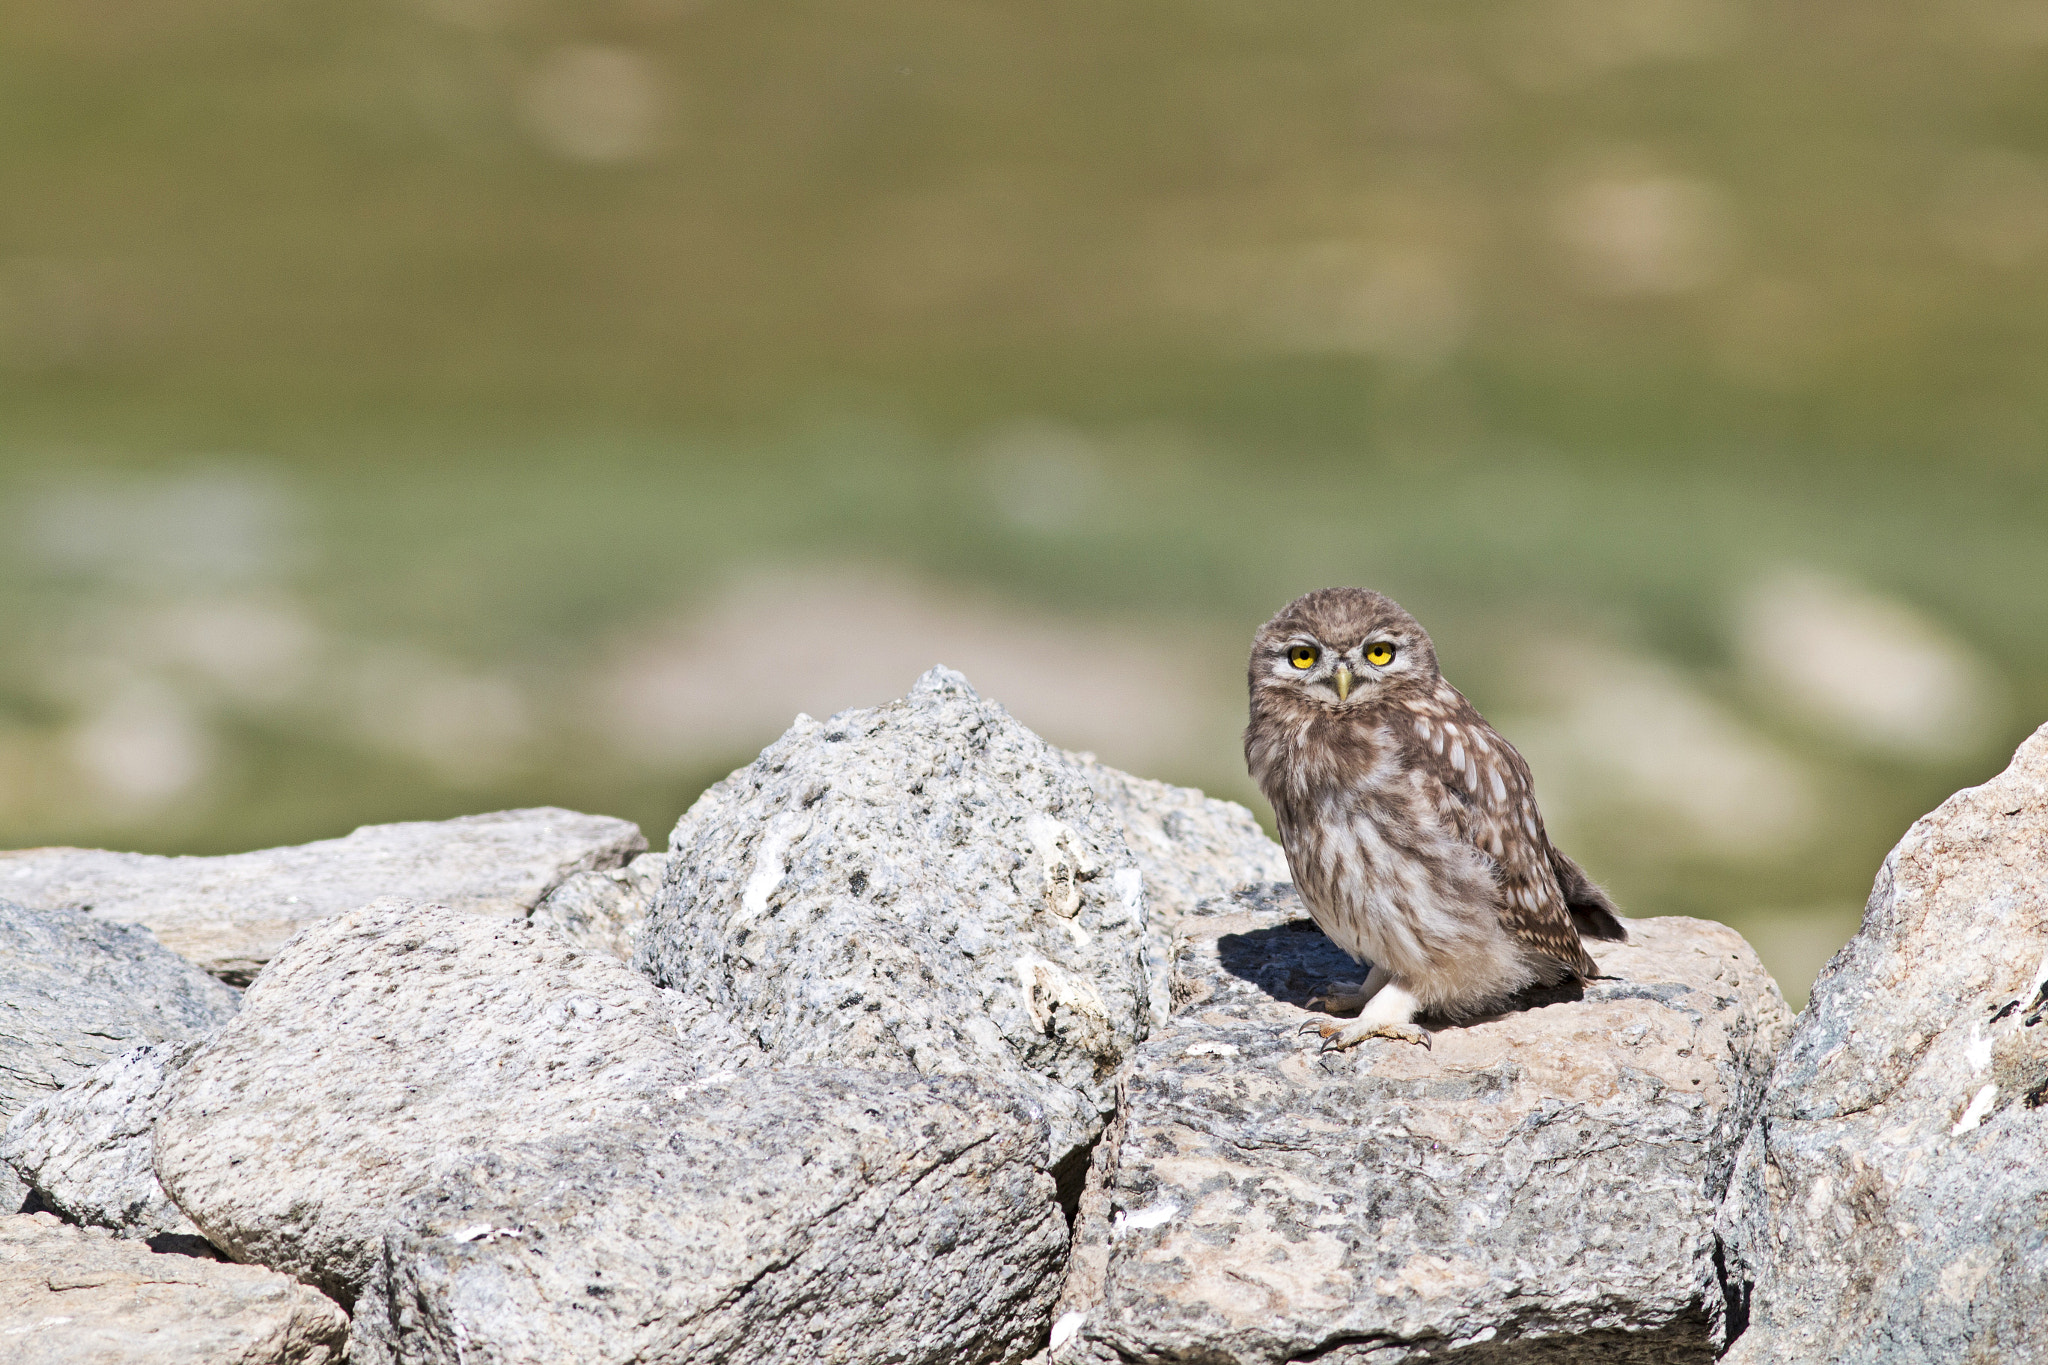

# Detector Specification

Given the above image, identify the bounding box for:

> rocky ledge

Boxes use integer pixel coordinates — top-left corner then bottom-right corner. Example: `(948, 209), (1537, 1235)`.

(1, 670), (2041, 1364)
(1054, 889), (1790, 1364)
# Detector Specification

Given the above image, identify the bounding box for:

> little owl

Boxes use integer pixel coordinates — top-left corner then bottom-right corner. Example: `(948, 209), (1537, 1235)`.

(1245, 587), (1624, 1049)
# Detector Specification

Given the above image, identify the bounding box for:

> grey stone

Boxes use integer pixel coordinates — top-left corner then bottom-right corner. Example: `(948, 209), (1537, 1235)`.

(348, 1071), (1065, 1365)
(154, 898), (752, 1306)
(0, 1211), (346, 1365)
(1067, 753), (1291, 927)
(0, 808), (645, 983)
(528, 851), (670, 960)
(1717, 721), (2048, 1363)
(155, 900), (1067, 1364)
(635, 668), (1164, 1171)
(0, 900), (239, 1214)
(2, 1042), (210, 1251)
(1053, 884), (1792, 1365)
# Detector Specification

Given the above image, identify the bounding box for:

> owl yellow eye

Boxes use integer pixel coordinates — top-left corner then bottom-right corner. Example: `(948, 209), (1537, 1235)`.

(1288, 645), (1319, 669)
(1365, 642), (1395, 667)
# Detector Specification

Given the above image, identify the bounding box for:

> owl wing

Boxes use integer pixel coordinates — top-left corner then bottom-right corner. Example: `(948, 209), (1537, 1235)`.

(1399, 684), (1601, 981)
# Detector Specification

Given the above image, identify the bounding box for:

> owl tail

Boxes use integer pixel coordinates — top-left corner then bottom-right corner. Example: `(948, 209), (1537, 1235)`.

(1550, 846), (1627, 942)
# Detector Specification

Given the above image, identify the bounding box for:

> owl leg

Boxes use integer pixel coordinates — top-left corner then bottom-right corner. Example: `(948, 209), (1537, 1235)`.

(1305, 963), (1390, 1016)
(1310, 981), (1432, 1051)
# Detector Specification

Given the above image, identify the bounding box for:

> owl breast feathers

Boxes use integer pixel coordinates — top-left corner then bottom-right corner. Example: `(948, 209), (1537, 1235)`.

(1245, 586), (1624, 1025)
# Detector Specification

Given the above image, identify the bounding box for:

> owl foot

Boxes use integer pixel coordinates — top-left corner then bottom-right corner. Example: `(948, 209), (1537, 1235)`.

(1306, 980), (1371, 1014)
(1312, 1017), (1433, 1051)
(1302, 978), (1427, 1050)
(1305, 964), (1392, 1016)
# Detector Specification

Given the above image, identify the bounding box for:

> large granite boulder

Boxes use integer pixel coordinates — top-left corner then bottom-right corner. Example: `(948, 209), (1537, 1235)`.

(155, 900), (1066, 1364)
(0, 808), (644, 983)
(1717, 722), (2048, 1363)
(0, 1212), (346, 1365)
(2, 1042), (211, 1251)
(635, 668), (1165, 1174)
(153, 898), (755, 1305)
(348, 1072), (1064, 1365)
(1066, 754), (1291, 927)
(0, 900), (239, 1214)
(1053, 883), (1792, 1364)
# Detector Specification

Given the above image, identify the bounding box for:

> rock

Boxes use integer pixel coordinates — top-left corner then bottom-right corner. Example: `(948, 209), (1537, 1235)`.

(1717, 722), (2048, 1363)
(0, 808), (645, 983)
(635, 668), (1164, 1173)
(154, 898), (749, 1306)
(347, 1071), (1065, 1365)
(1067, 753), (1291, 926)
(1053, 884), (1792, 1365)
(2, 1043), (211, 1252)
(529, 851), (670, 960)
(156, 900), (1067, 1365)
(0, 900), (239, 1214)
(0, 1212), (347, 1365)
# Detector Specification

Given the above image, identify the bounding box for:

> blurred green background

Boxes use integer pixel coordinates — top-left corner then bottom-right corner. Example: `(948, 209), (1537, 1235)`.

(5, 0), (2046, 1004)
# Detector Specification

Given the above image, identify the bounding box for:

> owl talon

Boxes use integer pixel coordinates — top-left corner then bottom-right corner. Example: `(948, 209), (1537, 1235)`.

(1306, 980), (1371, 1014)
(1315, 1019), (1433, 1052)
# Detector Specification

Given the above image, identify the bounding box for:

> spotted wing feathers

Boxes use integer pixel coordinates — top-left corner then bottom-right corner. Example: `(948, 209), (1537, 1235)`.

(1401, 684), (1604, 981)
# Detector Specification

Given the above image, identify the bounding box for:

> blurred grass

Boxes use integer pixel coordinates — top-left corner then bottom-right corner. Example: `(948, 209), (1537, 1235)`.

(5, 0), (2048, 1004)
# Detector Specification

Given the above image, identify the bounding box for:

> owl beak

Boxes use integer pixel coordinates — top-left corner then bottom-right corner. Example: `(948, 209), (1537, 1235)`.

(1333, 665), (1354, 701)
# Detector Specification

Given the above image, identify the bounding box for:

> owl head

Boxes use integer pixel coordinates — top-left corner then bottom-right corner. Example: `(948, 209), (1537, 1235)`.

(1248, 587), (1440, 710)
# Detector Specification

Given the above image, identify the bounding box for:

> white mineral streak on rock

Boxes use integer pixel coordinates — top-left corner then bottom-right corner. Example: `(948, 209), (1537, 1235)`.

(1965, 1021), (1994, 1072)
(1116, 1202), (1178, 1233)
(1718, 721), (2048, 1363)
(636, 668), (1159, 1169)
(1054, 888), (1791, 1364)
(0, 807), (644, 982)
(0, 1212), (346, 1365)
(1951, 1083), (1998, 1135)
(1183, 1040), (1238, 1058)
(1025, 813), (1089, 918)
(738, 811), (812, 922)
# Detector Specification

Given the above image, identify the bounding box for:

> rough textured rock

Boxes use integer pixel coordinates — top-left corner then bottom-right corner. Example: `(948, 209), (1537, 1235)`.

(636, 668), (1164, 1170)
(1054, 883), (1791, 1365)
(154, 899), (751, 1306)
(0, 1212), (346, 1365)
(1717, 722), (2048, 1363)
(348, 1072), (1065, 1365)
(0, 901), (239, 1215)
(2, 1043), (211, 1251)
(156, 900), (1066, 1364)
(1067, 753), (1291, 926)
(528, 851), (670, 960)
(0, 808), (645, 983)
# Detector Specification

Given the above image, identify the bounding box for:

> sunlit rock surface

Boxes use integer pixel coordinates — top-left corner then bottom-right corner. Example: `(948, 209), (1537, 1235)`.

(635, 667), (1165, 1173)
(1066, 752), (1290, 927)
(2, 1041), (210, 1251)
(1718, 722), (2048, 1363)
(1054, 885), (1791, 1365)
(0, 808), (645, 983)
(154, 899), (1063, 1365)
(0, 900), (238, 1214)
(0, 1212), (346, 1365)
